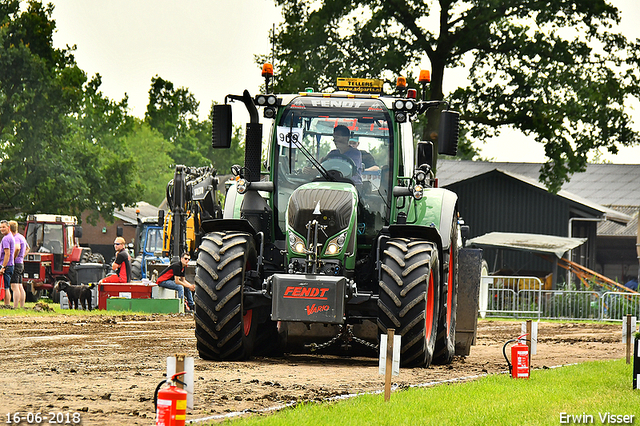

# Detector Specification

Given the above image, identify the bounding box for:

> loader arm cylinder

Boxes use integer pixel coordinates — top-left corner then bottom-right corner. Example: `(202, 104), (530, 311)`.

(172, 166), (187, 259)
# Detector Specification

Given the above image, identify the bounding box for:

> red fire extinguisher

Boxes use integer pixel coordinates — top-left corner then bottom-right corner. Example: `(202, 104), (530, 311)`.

(503, 334), (530, 379)
(154, 371), (188, 426)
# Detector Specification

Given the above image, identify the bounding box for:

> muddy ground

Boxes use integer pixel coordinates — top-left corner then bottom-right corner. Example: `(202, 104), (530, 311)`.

(0, 312), (626, 425)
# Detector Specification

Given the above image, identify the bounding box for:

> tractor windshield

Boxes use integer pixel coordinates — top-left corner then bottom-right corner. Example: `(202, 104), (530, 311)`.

(273, 96), (393, 242)
(26, 223), (65, 254)
(145, 228), (163, 254)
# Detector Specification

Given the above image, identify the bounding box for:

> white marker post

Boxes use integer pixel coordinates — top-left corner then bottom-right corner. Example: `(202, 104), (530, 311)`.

(634, 335), (640, 389)
(167, 354), (195, 409)
(622, 315), (636, 364)
(520, 320), (538, 355)
(379, 329), (401, 401)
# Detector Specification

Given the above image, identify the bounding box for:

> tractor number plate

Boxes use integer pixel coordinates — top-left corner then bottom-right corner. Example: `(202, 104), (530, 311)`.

(271, 274), (346, 324)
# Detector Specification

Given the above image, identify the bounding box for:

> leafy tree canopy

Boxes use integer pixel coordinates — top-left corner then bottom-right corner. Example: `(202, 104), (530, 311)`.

(144, 77), (245, 176)
(125, 120), (174, 207)
(0, 0), (142, 221)
(267, 0), (640, 191)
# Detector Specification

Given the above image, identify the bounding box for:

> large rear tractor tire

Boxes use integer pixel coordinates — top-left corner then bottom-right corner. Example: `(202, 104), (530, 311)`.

(433, 214), (459, 365)
(89, 253), (105, 265)
(194, 232), (259, 361)
(378, 238), (440, 367)
(130, 257), (142, 281)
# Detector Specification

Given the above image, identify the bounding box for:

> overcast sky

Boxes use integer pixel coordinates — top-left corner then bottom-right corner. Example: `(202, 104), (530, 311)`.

(49, 0), (640, 164)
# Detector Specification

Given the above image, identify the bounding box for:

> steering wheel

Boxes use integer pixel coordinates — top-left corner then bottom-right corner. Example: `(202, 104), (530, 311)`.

(321, 154), (358, 178)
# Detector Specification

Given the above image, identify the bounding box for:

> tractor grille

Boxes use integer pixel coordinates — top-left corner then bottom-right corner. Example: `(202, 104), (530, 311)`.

(287, 188), (354, 239)
(23, 261), (41, 278)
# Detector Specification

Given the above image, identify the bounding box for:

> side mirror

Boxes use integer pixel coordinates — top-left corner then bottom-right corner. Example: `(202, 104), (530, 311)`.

(74, 226), (83, 239)
(116, 226), (123, 237)
(211, 104), (232, 148)
(416, 141), (434, 170)
(158, 210), (165, 227)
(438, 110), (459, 156)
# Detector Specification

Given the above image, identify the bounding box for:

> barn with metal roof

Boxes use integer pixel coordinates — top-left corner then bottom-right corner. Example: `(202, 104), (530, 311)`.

(435, 160), (639, 285)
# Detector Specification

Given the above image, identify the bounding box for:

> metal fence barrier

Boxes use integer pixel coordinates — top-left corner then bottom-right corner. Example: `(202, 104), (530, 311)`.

(479, 276), (640, 321)
(601, 292), (640, 321)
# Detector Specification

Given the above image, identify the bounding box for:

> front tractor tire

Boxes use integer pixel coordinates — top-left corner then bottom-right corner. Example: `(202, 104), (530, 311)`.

(378, 238), (440, 367)
(194, 231), (259, 361)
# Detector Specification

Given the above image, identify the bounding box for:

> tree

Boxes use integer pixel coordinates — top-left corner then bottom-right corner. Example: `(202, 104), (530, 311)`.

(267, 0), (640, 191)
(0, 1), (143, 219)
(145, 76), (198, 140)
(144, 77), (245, 175)
(125, 121), (174, 207)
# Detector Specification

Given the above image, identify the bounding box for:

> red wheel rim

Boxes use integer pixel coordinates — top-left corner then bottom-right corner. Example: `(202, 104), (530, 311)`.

(243, 309), (253, 336)
(425, 269), (435, 340)
(446, 245), (454, 336)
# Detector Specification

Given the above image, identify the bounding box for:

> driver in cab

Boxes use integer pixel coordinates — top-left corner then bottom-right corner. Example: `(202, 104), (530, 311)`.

(322, 125), (363, 184)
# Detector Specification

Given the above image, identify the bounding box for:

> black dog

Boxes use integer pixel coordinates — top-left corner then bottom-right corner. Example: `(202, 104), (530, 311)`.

(55, 281), (95, 311)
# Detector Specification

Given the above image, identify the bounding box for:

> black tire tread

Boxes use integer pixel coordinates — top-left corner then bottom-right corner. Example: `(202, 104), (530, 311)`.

(194, 231), (257, 361)
(378, 238), (439, 367)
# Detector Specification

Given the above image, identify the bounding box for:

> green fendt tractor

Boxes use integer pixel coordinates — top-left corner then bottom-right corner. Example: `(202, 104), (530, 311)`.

(195, 69), (481, 367)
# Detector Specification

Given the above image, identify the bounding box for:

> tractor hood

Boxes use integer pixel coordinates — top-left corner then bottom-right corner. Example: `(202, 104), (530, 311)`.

(286, 182), (358, 263)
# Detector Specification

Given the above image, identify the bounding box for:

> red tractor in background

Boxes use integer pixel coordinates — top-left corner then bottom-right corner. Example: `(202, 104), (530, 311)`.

(22, 214), (104, 302)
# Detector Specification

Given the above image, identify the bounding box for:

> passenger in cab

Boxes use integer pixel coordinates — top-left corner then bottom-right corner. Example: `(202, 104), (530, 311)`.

(349, 137), (380, 171)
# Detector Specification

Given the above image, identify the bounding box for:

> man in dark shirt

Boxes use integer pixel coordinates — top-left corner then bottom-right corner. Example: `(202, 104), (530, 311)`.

(322, 125), (363, 183)
(349, 137), (380, 171)
(157, 252), (195, 311)
(99, 237), (131, 283)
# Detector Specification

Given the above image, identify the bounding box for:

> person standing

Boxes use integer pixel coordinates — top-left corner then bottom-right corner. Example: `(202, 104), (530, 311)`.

(0, 220), (15, 308)
(156, 252), (195, 311)
(99, 237), (131, 283)
(8, 220), (27, 308)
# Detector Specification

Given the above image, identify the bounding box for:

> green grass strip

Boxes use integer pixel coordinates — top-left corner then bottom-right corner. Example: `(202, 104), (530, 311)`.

(217, 359), (639, 426)
(0, 301), (155, 317)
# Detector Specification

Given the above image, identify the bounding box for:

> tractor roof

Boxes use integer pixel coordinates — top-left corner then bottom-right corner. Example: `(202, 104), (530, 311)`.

(26, 214), (77, 225)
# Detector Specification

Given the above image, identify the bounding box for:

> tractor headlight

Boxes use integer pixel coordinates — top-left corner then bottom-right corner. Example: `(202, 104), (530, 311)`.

(236, 179), (248, 194)
(324, 231), (347, 255)
(255, 94), (278, 106)
(413, 184), (424, 200)
(405, 100), (415, 111)
(264, 107), (276, 119)
(326, 243), (339, 255)
(289, 233), (306, 254)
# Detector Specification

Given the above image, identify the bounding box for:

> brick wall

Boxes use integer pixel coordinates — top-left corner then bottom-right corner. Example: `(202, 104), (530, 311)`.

(78, 212), (136, 261)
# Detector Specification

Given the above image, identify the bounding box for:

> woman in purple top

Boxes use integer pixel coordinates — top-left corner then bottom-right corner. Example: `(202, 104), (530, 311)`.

(9, 220), (27, 308)
(0, 220), (15, 307)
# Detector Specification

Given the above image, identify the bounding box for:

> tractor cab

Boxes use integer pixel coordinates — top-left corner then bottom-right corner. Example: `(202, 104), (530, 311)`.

(272, 95), (398, 246)
(22, 214), (87, 297)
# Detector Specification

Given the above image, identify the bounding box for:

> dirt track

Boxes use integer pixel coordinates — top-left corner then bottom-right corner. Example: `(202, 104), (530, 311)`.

(0, 313), (626, 425)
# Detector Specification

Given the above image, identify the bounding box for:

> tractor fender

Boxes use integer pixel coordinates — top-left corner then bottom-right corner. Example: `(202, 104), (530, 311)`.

(200, 218), (258, 238)
(407, 188), (458, 250)
(223, 182), (243, 219)
(436, 188), (459, 251)
(384, 224), (444, 281)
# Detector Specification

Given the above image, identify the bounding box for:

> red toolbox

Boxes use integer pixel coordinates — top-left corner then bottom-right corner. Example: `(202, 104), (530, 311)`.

(98, 282), (154, 310)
